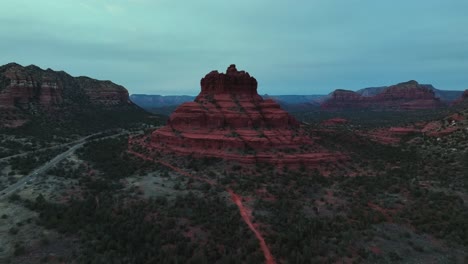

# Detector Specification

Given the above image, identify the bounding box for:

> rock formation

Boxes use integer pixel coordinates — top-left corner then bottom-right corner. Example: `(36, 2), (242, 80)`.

(321, 81), (445, 110)
(0, 63), (130, 110)
(75, 77), (129, 105)
(321, 89), (369, 110)
(0, 62), (133, 127)
(357, 84), (463, 103)
(373, 81), (444, 110)
(148, 65), (344, 166)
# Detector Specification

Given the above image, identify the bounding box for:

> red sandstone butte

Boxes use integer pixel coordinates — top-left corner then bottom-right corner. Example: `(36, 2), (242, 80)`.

(321, 80), (444, 110)
(149, 64), (345, 166)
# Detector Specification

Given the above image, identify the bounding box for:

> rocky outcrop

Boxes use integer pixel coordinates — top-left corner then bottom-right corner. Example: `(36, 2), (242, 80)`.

(0, 63), (130, 110)
(148, 65), (345, 166)
(321, 81), (444, 110)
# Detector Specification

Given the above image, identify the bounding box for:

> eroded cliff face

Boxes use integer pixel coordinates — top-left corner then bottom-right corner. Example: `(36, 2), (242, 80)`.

(0, 63), (130, 110)
(0, 62), (133, 127)
(321, 81), (444, 110)
(0, 64), (63, 109)
(149, 65), (345, 166)
(75, 77), (129, 105)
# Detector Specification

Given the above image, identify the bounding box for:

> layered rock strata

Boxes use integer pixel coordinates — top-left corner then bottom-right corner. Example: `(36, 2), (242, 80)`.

(0, 63), (130, 110)
(150, 65), (344, 166)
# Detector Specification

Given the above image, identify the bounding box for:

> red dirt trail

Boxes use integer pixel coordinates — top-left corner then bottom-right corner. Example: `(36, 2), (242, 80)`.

(227, 189), (276, 264)
(127, 150), (276, 264)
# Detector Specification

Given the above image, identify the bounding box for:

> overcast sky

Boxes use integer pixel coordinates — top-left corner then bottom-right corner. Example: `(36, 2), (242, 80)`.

(1, 0), (467, 95)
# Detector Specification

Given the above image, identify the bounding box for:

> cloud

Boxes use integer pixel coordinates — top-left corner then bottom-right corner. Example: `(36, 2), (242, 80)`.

(1, 0), (467, 94)
(104, 4), (125, 15)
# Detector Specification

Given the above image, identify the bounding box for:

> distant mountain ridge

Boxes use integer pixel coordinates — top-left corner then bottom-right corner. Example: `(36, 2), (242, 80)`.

(130, 94), (196, 108)
(131, 80), (466, 116)
(130, 94), (325, 110)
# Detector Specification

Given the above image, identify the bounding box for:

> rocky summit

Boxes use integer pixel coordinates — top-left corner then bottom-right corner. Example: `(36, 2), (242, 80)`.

(148, 64), (344, 166)
(321, 80), (444, 110)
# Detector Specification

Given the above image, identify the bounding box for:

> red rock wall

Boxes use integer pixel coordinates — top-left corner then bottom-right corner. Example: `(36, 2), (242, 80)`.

(0, 63), (130, 110)
(0, 76), (63, 109)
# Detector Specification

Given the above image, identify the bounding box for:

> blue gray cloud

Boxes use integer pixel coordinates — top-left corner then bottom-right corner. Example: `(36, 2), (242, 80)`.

(1, 0), (467, 95)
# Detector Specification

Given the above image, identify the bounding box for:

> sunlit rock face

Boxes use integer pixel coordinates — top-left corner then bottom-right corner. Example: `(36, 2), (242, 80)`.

(150, 65), (345, 166)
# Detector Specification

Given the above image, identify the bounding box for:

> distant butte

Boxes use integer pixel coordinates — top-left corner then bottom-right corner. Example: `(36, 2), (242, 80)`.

(143, 64), (345, 167)
(321, 80), (445, 110)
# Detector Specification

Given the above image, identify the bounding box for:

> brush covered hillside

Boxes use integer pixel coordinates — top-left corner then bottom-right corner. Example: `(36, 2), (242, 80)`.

(1, 65), (467, 264)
